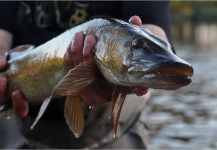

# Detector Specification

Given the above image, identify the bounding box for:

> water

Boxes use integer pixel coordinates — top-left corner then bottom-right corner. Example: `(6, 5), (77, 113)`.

(141, 43), (217, 149)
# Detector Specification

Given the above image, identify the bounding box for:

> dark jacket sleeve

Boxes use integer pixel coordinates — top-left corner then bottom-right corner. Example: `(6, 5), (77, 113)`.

(121, 1), (171, 41)
(0, 1), (19, 34)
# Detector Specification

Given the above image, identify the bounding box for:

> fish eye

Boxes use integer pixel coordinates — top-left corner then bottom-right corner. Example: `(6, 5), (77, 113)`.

(132, 38), (144, 49)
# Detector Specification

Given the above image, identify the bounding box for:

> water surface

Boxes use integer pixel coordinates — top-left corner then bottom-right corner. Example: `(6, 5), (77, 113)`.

(142, 44), (217, 149)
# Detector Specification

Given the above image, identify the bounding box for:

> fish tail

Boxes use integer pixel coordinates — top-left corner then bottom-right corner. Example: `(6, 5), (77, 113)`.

(0, 104), (14, 118)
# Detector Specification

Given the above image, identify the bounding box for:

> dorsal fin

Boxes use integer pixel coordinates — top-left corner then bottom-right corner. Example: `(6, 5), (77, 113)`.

(9, 45), (35, 53)
(8, 45), (35, 60)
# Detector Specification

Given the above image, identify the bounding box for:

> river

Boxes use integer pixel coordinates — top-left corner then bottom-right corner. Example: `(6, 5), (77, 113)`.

(141, 43), (217, 149)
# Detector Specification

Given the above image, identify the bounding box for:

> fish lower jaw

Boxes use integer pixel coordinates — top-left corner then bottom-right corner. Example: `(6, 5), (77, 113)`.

(115, 75), (191, 90)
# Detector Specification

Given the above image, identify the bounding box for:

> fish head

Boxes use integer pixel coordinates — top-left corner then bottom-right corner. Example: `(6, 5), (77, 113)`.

(94, 19), (193, 90)
(123, 26), (194, 90)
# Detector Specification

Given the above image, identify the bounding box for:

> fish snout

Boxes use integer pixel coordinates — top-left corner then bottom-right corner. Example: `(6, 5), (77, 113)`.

(128, 60), (193, 78)
(153, 60), (194, 78)
(126, 59), (194, 90)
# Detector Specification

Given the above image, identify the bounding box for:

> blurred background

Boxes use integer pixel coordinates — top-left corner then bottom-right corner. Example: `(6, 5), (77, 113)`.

(142, 1), (217, 149)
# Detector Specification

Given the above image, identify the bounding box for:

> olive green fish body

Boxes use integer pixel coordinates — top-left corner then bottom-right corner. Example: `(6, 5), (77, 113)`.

(5, 18), (113, 103)
(5, 18), (193, 102)
(6, 44), (69, 103)
(0, 18), (194, 138)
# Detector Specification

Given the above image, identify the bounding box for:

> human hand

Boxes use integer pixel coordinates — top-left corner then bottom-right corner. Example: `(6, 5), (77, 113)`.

(0, 55), (28, 118)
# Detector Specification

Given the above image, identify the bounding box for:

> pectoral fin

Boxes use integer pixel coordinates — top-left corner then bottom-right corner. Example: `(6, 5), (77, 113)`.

(55, 62), (99, 96)
(110, 86), (128, 137)
(64, 95), (84, 138)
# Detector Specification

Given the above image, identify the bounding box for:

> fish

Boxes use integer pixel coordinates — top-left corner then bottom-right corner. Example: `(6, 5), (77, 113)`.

(0, 18), (193, 138)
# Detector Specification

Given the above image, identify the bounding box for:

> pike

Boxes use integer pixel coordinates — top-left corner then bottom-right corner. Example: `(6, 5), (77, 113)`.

(0, 18), (193, 138)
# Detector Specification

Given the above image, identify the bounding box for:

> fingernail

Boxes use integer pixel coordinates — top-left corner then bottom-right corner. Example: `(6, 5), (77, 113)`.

(129, 15), (138, 23)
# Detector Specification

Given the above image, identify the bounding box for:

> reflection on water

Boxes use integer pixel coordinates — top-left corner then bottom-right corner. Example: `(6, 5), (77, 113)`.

(141, 43), (217, 149)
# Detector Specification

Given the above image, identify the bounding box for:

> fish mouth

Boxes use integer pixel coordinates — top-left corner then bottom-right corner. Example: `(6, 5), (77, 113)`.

(143, 65), (194, 90)
(146, 66), (193, 77)
(128, 62), (194, 90)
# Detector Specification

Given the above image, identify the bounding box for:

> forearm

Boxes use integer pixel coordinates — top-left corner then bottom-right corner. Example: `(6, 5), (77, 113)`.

(0, 29), (13, 55)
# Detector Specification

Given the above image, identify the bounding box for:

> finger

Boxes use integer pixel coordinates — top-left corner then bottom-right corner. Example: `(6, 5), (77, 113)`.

(131, 86), (149, 96)
(12, 90), (29, 118)
(0, 76), (7, 103)
(71, 32), (84, 66)
(88, 81), (114, 105)
(80, 91), (95, 106)
(129, 15), (142, 26)
(83, 34), (96, 63)
(89, 86), (111, 105)
(0, 55), (7, 70)
(66, 44), (74, 69)
(96, 80), (115, 98)
(80, 81), (114, 106)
